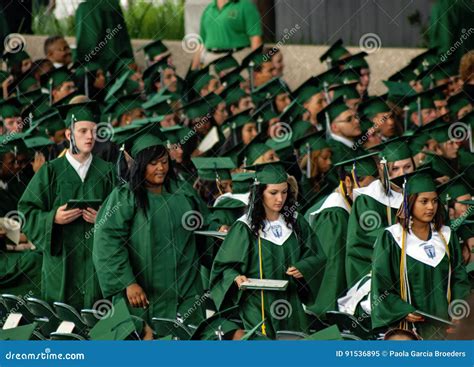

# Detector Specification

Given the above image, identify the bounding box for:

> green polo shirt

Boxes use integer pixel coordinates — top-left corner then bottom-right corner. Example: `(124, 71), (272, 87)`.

(200, 0), (262, 50)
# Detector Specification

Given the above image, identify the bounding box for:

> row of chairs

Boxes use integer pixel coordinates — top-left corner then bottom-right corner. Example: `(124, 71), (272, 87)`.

(0, 294), (375, 340)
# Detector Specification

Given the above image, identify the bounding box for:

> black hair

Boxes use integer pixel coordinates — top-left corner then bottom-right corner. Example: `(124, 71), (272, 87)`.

(247, 182), (301, 239)
(44, 35), (65, 55)
(129, 145), (176, 216)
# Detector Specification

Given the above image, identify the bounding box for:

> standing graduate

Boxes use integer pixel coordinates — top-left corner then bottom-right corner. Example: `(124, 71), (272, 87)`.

(18, 101), (117, 310)
(305, 153), (378, 319)
(371, 171), (470, 339)
(210, 162), (326, 339)
(93, 130), (206, 326)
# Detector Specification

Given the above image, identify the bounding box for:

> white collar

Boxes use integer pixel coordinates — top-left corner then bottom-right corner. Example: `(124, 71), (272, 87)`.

(0, 179), (8, 190)
(386, 224), (451, 267)
(308, 191), (350, 225)
(238, 213), (295, 246)
(337, 273), (371, 315)
(353, 179), (403, 209)
(65, 151), (93, 182)
(53, 62), (65, 68)
(213, 192), (250, 206)
(329, 132), (355, 148)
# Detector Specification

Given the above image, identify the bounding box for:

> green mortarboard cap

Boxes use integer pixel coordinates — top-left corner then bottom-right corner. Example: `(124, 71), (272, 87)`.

(330, 82), (360, 101)
(241, 45), (266, 69)
(0, 323), (37, 340)
(143, 91), (179, 115)
(138, 39), (169, 60)
(105, 69), (137, 102)
(247, 161), (288, 185)
(437, 173), (471, 204)
(337, 51), (369, 69)
(16, 88), (46, 106)
(20, 95), (51, 122)
(191, 67), (215, 93)
(279, 99), (308, 123)
(130, 133), (165, 158)
(338, 67), (361, 84)
(2, 50), (30, 69)
(190, 305), (241, 340)
(252, 77), (289, 104)
(110, 118), (150, 146)
(383, 80), (417, 102)
(403, 130), (429, 155)
(359, 116), (374, 135)
(428, 123), (454, 143)
(406, 89), (437, 114)
(221, 66), (244, 86)
(209, 53), (239, 74)
(40, 66), (73, 89)
(292, 76), (322, 104)
(290, 120), (314, 141)
(23, 130), (55, 150)
(293, 130), (329, 155)
(143, 58), (174, 83)
(220, 80), (247, 106)
(222, 109), (255, 132)
(316, 96), (350, 126)
(89, 298), (137, 340)
(56, 100), (101, 125)
(17, 75), (39, 93)
(266, 136), (293, 156)
(420, 151), (458, 178)
(0, 98), (22, 118)
(409, 48), (439, 71)
(319, 39), (350, 65)
(74, 61), (103, 77)
(161, 125), (188, 145)
(239, 138), (273, 166)
(30, 110), (66, 136)
(0, 132), (29, 155)
(221, 141), (244, 164)
(400, 170), (438, 195)
(334, 151), (379, 178)
(104, 93), (144, 120)
(305, 325), (343, 340)
(316, 66), (342, 87)
(51, 90), (80, 108)
(192, 157), (235, 181)
(252, 100), (278, 123)
(232, 172), (255, 194)
(182, 93), (223, 119)
(388, 62), (419, 83)
(123, 122), (167, 158)
(448, 92), (471, 119)
(358, 96), (391, 119)
(377, 137), (413, 162)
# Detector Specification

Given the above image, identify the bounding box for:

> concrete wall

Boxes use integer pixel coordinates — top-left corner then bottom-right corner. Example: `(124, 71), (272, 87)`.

(20, 35), (424, 95)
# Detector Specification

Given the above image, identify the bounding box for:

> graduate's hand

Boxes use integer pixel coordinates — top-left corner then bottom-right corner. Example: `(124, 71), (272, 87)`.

(54, 204), (82, 224)
(286, 266), (303, 279)
(32, 152), (46, 173)
(127, 283), (149, 309)
(234, 275), (249, 288)
(82, 208), (98, 223)
(406, 313), (424, 323)
(218, 225), (229, 233)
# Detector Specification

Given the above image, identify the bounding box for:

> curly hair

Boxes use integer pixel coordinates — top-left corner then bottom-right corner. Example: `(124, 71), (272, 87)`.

(247, 181), (301, 239)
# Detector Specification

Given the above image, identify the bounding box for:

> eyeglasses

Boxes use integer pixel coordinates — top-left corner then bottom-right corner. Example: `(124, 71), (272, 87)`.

(334, 114), (359, 124)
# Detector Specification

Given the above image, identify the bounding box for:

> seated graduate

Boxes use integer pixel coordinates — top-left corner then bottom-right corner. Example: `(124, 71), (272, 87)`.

(93, 128), (206, 326)
(18, 101), (117, 310)
(371, 170), (470, 339)
(209, 162), (326, 339)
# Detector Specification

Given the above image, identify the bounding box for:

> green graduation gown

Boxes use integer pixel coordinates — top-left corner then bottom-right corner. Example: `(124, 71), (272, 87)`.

(92, 182), (205, 326)
(210, 213), (326, 339)
(18, 155), (117, 310)
(328, 138), (365, 164)
(305, 191), (351, 317)
(371, 224), (470, 339)
(346, 179), (403, 288)
(0, 250), (42, 297)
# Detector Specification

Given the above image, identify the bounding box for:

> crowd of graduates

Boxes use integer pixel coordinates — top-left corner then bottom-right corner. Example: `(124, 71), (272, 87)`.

(0, 2), (473, 342)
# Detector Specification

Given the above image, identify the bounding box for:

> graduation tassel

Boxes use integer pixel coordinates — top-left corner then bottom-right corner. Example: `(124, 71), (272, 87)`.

(403, 105), (409, 132)
(116, 144), (127, 184)
(248, 61), (255, 92)
(399, 177), (409, 330)
(380, 157), (391, 196)
(305, 142), (311, 179)
(324, 112), (331, 141)
(84, 66), (89, 98)
(351, 161), (360, 189)
(70, 113), (80, 154)
(339, 180), (352, 210)
(416, 96), (422, 127)
(323, 81), (331, 104)
(48, 79), (53, 106)
(231, 122), (237, 146)
(258, 235), (267, 336)
(257, 117), (262, 134)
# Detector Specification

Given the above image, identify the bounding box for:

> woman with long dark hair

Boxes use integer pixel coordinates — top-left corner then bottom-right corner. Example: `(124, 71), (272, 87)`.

(371, 170), (470, 339)
(210, 162), (325, 339)
(93, 132), (205, 326)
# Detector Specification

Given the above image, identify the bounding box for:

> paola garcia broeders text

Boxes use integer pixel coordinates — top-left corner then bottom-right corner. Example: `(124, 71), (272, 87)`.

(335, 350), (467, 358)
